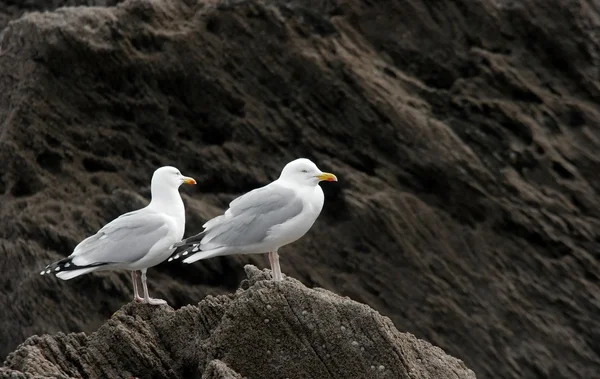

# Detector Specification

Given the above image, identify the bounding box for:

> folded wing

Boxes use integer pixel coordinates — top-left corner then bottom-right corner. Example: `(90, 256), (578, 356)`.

(42, 209), (170, 277)
(169, 183), (303, 262)
(203, 184), (303, 250)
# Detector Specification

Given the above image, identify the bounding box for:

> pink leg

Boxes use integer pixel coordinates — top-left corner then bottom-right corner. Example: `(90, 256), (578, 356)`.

(131, 271), (144, 303)
(271, 251), (282, 281)
(140, 269), (167, 305)
(268, 251), (275, 278)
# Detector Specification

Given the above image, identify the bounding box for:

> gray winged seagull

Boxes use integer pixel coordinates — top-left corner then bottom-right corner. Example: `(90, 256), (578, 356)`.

(40, 166), (196, 305)
(169, 158), (337, 281)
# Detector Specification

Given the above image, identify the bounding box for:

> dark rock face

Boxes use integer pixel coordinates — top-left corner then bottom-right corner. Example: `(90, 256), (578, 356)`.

(0, 1), (122, 32)
(0, 0), (599, 378)
(1, 266), (476, 379)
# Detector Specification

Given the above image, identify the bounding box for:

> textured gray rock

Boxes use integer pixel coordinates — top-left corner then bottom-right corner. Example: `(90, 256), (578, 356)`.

(203, 360), (244, 379)
(0, 0), (122, 32)
(2, 266), (476, 379)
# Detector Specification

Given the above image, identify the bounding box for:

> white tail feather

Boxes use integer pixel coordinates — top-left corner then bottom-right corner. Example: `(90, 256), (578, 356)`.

(55, 267), (98, 280)
(182, 247), (227, 264)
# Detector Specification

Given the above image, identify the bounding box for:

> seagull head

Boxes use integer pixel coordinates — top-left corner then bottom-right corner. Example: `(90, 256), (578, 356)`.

(152, 166), (196, 192)
(279, 158), (338, 186)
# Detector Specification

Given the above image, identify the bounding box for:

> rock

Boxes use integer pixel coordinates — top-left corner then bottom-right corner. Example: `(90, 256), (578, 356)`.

(203, 360), (244, 379)
(0, 1), (122, 33)
(0, 0), (599, 378)
(1, 266), (476, 379)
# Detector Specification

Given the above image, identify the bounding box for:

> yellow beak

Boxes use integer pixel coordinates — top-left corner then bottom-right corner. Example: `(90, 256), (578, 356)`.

(316, 172), (338, 182)
(182, 176), (196, 185)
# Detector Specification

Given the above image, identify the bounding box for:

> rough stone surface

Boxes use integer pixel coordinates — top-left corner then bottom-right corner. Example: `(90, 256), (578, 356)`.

(1, 266), (476, 379)
(0, 0), (122, 32)
(1, 0), (599, 378)
(203, 360), (244, 379)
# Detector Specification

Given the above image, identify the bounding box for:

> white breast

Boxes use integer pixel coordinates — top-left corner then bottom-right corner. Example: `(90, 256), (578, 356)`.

(266, 185), (325, 250)
(128, 205), (186, 270)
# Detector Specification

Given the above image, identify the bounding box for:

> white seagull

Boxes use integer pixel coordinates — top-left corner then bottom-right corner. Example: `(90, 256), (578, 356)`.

(40, 166), (196, 305)
(169, 158), (337, 280)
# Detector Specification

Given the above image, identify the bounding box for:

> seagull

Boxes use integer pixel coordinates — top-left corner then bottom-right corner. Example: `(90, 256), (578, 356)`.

(40, 166), (196, 305)
(169, 158), (337, 280)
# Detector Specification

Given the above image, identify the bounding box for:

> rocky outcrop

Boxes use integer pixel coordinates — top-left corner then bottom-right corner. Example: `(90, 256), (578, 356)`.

(0, 1), (122, 32)
(1, 0), (599, 378)
(1, 266), (476, 379)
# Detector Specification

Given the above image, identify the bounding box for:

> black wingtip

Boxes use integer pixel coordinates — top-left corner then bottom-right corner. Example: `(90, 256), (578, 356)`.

(40, 256), (71, 276)
(39, 256), (106, 276)
(167, 244), (200, 263)
(180, 231), (206, 247)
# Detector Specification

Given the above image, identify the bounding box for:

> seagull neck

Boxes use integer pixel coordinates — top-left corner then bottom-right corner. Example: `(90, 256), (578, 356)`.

(149, 186), (184, 216)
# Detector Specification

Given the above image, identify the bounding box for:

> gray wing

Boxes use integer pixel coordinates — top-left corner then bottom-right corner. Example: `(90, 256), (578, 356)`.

(200, 183), (304, 250)
(70, 209), (170, 266)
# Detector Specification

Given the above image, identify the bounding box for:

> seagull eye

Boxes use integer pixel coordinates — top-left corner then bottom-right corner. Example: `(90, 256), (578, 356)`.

(301, 169), (308, 173)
